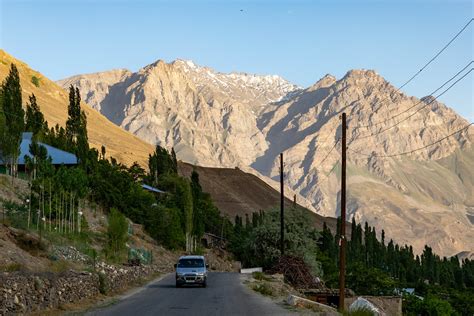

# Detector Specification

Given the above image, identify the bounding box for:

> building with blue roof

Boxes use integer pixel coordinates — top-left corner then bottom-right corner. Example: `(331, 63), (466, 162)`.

(0, 132), (77, 168)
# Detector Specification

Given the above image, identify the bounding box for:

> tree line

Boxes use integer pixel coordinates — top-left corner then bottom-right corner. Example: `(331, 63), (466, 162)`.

(0, 63), (228, 257)
(318, 219), (474, 315)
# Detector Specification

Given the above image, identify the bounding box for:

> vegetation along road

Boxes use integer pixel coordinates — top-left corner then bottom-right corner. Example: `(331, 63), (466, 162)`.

(87, 272), (293, 316)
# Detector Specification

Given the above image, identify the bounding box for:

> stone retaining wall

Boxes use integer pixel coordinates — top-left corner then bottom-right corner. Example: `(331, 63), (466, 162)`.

(0, 263), (165, 315)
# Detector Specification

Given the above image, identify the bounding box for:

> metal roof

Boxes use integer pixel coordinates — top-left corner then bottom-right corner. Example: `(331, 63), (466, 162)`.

(15, 132), (77, 165)
(141, 183), (166, 194)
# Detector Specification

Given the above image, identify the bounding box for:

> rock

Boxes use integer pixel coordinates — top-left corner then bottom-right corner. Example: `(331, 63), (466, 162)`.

(286, 294), (338, 315)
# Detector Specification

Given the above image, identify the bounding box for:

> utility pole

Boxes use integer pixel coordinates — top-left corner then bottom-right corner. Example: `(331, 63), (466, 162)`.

(339, 112), (347, 312)
(280, 152), (284, 256)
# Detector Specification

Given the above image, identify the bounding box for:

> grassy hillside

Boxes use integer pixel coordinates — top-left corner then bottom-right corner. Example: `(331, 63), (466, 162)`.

(0, 50), (154, 167)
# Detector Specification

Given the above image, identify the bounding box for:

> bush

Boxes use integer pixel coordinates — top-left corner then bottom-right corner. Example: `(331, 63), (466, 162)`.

(49, 260), (72, 273)
(106, 208), (128, 261)
(252, 283), (273, 296)
(98, 272), (109, 294)
(403, 294), (456, 316)
(31, 75), (40, 87)
(252, 271), (271, 281)
(0, 263), (24, 272)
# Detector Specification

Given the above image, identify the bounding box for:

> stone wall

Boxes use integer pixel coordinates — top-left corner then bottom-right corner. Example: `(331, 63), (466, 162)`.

(0, 263), (166, 315)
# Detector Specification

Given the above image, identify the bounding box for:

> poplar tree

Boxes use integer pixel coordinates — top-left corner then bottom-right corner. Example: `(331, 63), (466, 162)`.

(65, 86), (89, 164)
(25, 94), (47, 137)
(0, 64), (24, 179)
(191, 170), (204, 238)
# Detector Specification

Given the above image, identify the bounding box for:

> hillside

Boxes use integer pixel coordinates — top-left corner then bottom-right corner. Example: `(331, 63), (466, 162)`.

(60, 59), (474, 257)
(178, 162), (342, 233)
(0, 50), (154, 167)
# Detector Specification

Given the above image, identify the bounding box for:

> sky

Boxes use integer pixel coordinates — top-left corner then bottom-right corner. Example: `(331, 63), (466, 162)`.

(0, 0), (473, 120)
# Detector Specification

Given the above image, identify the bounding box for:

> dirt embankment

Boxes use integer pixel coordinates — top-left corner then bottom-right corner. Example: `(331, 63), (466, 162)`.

(178, 162), (349, 235)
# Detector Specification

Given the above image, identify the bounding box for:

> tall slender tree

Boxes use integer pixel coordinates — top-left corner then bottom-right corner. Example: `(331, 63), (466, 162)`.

(25, 94), (47, 137)
(65, 86), (89, 165)
(0, 64), (24, 180)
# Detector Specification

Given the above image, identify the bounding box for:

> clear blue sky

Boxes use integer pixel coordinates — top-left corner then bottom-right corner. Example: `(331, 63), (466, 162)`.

(1, 0), (472, 120)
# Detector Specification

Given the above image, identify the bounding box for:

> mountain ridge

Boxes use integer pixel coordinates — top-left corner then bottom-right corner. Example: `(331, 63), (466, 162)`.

(57, 57), (474, 257)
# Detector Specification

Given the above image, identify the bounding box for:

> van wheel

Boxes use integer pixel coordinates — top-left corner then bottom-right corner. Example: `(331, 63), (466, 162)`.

(202, 282), (207, 288)
(176, 282), (181, 288)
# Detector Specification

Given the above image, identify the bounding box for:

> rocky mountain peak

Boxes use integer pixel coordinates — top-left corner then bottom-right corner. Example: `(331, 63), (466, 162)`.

(57, 59), (474, 258)
(307, 73), (337, 91)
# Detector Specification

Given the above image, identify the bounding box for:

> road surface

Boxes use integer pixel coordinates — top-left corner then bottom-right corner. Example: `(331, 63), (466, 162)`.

(87, 272), (294, 316)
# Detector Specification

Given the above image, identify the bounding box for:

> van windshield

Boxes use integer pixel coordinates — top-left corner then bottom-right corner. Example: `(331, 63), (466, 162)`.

(177, 258), (204, 268)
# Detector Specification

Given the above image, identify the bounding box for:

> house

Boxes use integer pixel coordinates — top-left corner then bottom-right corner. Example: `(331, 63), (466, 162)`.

(0, 132), (77, 173)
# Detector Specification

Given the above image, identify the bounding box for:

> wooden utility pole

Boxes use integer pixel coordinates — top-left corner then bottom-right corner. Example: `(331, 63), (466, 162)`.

(339, 112), (347, 312)
(280, 152), (284, 256)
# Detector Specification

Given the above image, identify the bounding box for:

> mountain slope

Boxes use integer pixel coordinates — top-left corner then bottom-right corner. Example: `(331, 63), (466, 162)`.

(0, 50), (154, 167)
(177, 162), (344, 234)
(57, 60), (300, 168)
(59, 59), (473, 257)
(256, 69), (474, 256)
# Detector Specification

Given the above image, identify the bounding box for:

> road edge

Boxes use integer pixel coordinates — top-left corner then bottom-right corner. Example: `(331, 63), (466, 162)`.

(65, 272), (173, 315)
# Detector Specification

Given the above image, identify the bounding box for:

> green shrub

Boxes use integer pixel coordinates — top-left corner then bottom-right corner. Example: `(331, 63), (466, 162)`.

(31, 75), (40, 87)
(106, 208), (128, 261)
(49, 260), (71, 273)
(0, 263), (24, 272)
(252, 271), (270, 281)
(403, 294), (456, 316)
(98, 272), (109, 294)
(252, 283), (273, 296)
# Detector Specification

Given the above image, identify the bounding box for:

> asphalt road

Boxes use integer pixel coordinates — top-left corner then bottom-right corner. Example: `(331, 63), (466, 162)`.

(87, 272), (294, 316)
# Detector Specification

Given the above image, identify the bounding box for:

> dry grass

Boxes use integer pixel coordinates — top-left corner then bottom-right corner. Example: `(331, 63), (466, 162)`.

(0, 49), (154, 167)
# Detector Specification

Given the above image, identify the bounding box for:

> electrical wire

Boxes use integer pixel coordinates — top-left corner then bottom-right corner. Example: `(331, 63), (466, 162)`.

(351, 68), (472, 142)
(398, 18), (473, 91)
(351, 18), (474, 127)
(312, 138), (340, 172)
(355, 61), (473, 129)
(316, 158), (341, 187)
(348, 123), (472, 158)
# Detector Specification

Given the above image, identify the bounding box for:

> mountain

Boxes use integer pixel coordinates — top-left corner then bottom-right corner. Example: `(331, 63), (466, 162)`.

(57, 60), (300, 168)
(256, 69), (474, 257)
(0, 50), (154, 167)
(59, 59), (474, 257)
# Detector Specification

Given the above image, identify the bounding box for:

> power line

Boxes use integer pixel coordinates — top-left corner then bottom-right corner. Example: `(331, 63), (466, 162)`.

(352, 18), (473, 127)
(251, 128), (340, 175)
(355, 61), (473, 129)
(305, 18), (472, 157)
(312, 138), (340, 173)
(348, 123), (472, 158)
(398, 18), (473, 91)
(351, 68), (472, 142)
(316, 158), (340, 187)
